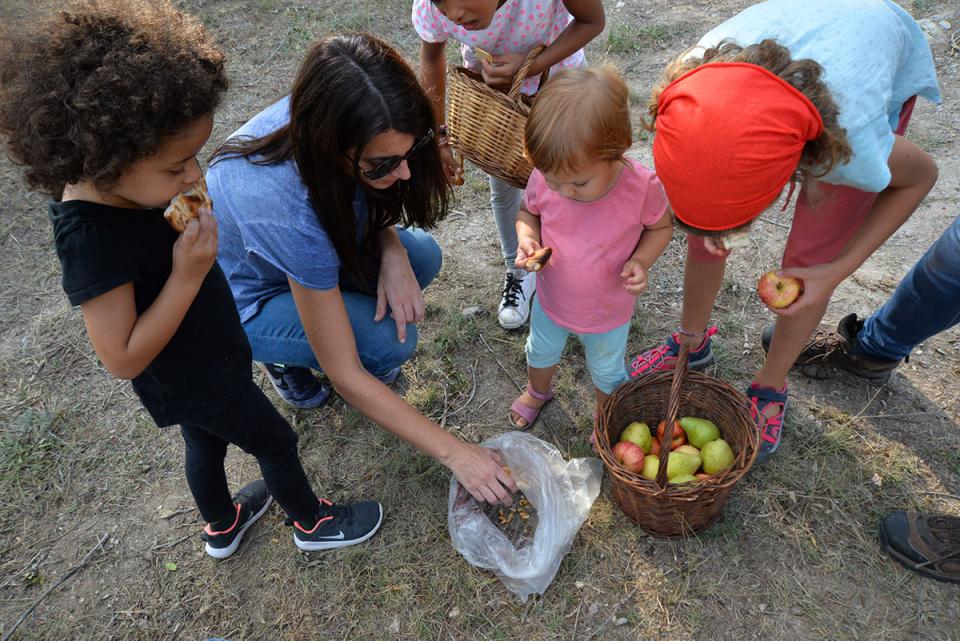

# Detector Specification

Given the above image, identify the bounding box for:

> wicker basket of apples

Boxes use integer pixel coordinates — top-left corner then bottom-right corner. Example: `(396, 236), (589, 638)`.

(595, 344), (759, 537)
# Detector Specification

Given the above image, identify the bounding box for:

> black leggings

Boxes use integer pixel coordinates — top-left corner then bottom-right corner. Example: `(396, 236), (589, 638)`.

(180, 381), (318, 525)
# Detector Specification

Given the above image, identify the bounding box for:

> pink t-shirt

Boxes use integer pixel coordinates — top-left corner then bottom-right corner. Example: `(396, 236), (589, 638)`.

(524, 158), (669, 333)
(411, 0), (586, 95)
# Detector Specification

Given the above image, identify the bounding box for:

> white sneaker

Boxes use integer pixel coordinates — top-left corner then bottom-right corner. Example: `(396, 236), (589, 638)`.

(498, 270), (536, 330)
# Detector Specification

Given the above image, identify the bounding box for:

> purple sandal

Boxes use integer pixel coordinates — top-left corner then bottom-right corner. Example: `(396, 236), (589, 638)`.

(509, 384), (554, 429)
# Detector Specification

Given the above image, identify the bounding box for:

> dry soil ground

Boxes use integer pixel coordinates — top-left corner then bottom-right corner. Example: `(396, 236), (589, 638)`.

(0, 1), (958, 640)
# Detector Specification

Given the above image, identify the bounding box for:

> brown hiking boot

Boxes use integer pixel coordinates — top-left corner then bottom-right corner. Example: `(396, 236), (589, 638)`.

(879, 511), (960, 584)
(760, 313), (903, 381)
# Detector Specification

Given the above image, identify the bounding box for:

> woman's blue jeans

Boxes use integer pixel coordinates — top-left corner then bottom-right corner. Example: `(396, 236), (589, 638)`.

(242, 228), (442, 377)
(857, 214), (960, 361)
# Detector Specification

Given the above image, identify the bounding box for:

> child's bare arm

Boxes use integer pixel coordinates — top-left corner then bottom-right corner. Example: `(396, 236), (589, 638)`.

(529, 0), (605, 77)
(419, 40), (463, 183)
(482, 0), (604, 88)
(621, 208), (673, 296)
(515, 206), (543, 270)
(775, 136), (938, 317)
(419, 41), (447, 125)
(80, 211), (218, 379)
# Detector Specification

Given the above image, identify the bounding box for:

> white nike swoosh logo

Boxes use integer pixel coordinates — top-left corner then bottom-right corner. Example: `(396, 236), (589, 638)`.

(316, 530), (345, 540)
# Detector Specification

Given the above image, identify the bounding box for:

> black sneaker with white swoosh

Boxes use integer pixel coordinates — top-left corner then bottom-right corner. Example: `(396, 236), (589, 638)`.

(293, 498), (383, 551)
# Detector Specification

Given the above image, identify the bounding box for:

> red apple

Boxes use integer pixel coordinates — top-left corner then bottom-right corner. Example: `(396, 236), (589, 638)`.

(757, 270), (803, 309)
(656, 420), (687, 450)
(612, 441), (645, 474)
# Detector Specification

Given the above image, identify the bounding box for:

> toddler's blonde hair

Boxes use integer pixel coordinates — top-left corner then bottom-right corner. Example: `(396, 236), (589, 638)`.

(524, 66), (632, 174)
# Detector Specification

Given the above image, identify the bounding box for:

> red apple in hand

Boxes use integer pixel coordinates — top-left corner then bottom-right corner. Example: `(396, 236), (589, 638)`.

(757, 270), (803, 309)
(612, 441), (645, 474)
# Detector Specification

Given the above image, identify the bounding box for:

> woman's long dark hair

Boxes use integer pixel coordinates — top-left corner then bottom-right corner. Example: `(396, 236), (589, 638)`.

(211, 34), (450, 277)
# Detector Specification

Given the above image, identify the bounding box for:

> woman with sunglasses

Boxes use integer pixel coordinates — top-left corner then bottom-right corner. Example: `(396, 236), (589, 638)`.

(207, 34), (518, 505)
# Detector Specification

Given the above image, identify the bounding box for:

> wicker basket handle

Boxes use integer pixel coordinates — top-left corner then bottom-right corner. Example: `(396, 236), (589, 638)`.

(653, 343), (690, 489)
(506, 45), (548, 101)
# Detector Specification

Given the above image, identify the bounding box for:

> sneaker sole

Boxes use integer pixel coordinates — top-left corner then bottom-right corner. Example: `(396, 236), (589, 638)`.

(205, 496), (274, 560)
(498, 312), (530, 330)
(280, 385), (332, 410)
(258, 364), (332, 410)
(375, 367), (401, 385)
(294, 504), (384, 552)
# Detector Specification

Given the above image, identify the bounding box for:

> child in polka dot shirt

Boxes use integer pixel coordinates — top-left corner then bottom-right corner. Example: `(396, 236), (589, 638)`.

(413, 0), (604, 331)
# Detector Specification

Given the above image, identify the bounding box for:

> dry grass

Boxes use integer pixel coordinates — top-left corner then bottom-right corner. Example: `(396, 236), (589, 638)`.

(1, 0), (959, 640)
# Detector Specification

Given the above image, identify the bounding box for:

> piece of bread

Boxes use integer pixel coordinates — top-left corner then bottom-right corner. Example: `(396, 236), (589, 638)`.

(525, 246), (553, 271)
(163, 176), (211, 232)
(474, 47), (494, 63)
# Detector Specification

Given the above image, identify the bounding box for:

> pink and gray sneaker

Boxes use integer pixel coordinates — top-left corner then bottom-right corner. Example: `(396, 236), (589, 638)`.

(629, 326), (718, 379)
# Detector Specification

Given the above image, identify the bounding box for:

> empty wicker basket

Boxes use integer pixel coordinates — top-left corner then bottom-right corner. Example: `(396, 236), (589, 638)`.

(595, 345), (759, 537)
(445, 46), (546, 189)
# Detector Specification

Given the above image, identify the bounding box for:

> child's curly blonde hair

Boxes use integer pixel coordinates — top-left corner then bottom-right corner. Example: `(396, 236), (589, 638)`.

(0, 0), (227, 196)
(524, 66), (632, 174)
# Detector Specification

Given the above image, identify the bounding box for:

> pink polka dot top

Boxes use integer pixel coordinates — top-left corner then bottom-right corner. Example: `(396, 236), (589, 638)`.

(412, 0), (587, 95)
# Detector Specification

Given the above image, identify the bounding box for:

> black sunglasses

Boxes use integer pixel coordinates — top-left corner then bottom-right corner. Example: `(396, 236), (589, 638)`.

(356, 129), (434, 180)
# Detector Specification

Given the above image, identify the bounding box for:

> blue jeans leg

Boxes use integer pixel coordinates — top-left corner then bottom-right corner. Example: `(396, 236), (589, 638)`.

(857, 215), (960, 361)
(242, 228), (442, 376)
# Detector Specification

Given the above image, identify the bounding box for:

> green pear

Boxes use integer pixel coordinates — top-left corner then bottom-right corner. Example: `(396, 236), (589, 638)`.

(673, 445), (702, 472)
(701, 438), (735, 474)
(670, 473), (697, 484)
(679, 416), (721, 448)
(675, 444), (701, 457)
(621, 421), (652, 454)
(641, 455), (659, 481)
(666, 450), (701, 479)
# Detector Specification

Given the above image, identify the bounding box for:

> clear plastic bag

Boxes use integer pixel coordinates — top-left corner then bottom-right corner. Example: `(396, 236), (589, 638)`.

(447, 431), (603, 601)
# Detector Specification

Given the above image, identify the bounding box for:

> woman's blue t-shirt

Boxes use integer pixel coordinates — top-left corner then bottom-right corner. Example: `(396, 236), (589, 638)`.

(207, 95), (368, 323)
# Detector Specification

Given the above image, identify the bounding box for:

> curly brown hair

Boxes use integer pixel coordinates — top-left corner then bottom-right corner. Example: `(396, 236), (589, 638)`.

(0, 0), (227, 196)
(646, 39), (852, 183)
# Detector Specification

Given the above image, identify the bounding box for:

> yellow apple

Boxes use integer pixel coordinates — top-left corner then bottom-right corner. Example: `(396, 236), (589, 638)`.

(641, 455), (659, 481)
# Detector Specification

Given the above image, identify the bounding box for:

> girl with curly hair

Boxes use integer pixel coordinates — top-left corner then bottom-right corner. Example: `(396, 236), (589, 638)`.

(627, 0), (940, 464)
(0, 0), (385, 558)
(207, 34), (518, 507)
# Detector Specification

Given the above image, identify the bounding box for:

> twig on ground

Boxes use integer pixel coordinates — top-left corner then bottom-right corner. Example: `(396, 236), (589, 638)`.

(2, 532), (111, 641)
(150, 533), (193, 551)
(756, 216), (791, 229)
(444, 361), (479, 420)
(919, 491), (960, 502)
(261, 31), (290, 68)
(570, 602), (582, 641)
(438, 384), (450, 429)
(478, 333), (524, 392)
(159, 507), (195, 521)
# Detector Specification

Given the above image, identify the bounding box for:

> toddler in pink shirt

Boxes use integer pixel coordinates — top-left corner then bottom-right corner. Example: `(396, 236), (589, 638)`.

(509, 66), (673, 429)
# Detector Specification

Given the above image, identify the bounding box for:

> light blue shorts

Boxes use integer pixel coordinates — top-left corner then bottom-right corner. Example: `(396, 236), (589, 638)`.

(525, 297), (630, 395)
